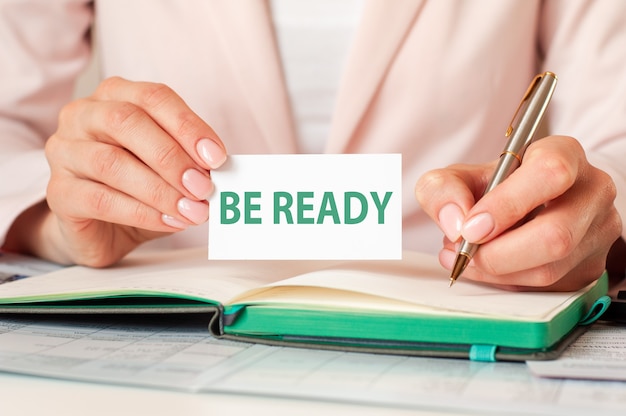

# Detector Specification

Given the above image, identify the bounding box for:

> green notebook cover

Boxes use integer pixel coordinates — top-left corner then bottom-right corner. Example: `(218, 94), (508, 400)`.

(0, 248), (609, 361)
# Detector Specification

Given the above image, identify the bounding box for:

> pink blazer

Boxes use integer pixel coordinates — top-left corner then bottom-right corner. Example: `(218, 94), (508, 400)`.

(1, 0), (625, 253)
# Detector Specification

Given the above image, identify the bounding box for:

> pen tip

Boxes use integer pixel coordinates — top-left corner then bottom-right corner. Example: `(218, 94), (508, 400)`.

(448, 253), (471, 288)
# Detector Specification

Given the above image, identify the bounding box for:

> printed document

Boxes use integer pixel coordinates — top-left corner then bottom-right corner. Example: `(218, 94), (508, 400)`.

(0, 315), (625, 415)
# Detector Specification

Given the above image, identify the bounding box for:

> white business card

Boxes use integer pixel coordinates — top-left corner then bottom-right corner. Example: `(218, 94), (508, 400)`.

(208, 154), (402, 260)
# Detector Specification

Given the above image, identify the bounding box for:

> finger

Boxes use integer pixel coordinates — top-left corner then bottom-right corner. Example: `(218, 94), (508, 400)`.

(56, 98), (216, 203)
(51, 140), (209, 226)
(477, 165), (619, 274)
(469, 219), (586, 285)
(464, 248), (607, 291)
(92, 77), (227, 170)
(460, 136), (582, 244)
(415, 162), (495, 241)
(47, 174), (193, 233)
(452, 198), (619, 289)
(439, 242), (599, 291)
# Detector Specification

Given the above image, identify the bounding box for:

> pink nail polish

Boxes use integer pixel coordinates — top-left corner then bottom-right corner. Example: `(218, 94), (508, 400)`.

(439, 248), (457, 270)
(182, 168), (214, 200)
(438, 203), (464, 242)
(177, 197), (209, 224)
(462, 212), (495, 242)
(196, 138), (227, 169)
(162, 214), (188, 229)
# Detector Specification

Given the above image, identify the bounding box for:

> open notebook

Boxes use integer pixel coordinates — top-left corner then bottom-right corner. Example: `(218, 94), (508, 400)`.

(0, 247), (609, 361)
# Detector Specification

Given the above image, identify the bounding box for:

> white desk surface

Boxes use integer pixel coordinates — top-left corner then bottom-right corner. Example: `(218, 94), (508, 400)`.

(0, 372), (466, 416)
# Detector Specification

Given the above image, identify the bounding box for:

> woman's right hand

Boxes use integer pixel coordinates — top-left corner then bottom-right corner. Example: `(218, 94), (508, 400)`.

(11, 77), (227, 267)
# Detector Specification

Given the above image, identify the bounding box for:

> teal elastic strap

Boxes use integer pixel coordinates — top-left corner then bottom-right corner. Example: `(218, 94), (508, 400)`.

(579, 295), (611, 326)
(469, 344), (497, 362)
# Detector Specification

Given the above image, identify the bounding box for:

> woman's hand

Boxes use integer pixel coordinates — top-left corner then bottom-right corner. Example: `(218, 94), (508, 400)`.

(13, 77), (227, 267)
(415, 135), (622, 291)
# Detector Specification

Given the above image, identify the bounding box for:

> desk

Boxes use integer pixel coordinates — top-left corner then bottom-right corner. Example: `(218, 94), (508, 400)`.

(0, 372), (464, 416)
(0, 315), (625, 416)
(1, 255), (624, 415)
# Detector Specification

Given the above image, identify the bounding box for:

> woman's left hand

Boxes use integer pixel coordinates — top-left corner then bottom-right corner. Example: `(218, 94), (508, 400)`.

(415, 135), (622, 291)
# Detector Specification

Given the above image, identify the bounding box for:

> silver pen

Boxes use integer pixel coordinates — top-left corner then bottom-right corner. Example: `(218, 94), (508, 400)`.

(449, 71), (558, 287)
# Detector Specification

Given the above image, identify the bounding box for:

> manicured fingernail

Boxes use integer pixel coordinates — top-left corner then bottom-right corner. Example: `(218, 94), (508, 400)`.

(162, 214), (188, 229)
(182, 168), (214, 200)
(196, 138), (227, 169)
(439, 248), (457, 270)
(462, 212), (495, 243)
(177, 197), (209, 224)
(438, 203), (464, 242)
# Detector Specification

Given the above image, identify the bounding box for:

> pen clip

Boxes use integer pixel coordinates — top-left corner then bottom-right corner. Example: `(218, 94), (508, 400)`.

(505, 74), (543, 137)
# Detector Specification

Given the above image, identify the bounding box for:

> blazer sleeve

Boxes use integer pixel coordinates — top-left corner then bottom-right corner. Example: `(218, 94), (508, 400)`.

(0, 0), (93, 245)
(539, 0), (626, 240)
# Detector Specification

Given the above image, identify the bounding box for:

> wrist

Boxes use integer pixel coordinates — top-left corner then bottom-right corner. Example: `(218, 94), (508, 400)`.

(2, 201), (72, 265)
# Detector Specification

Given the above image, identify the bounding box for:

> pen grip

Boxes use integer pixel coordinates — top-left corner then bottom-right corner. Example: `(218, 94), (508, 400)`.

(484, 153), (521, 194)
(451, 72), (556, 279)
(457, 153), (520, 258)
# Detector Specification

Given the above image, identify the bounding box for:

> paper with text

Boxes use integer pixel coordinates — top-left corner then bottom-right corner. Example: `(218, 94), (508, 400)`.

(527, 323), (626, 381)
(208, 154), (402, 260)
(0, 315), (625, 415)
